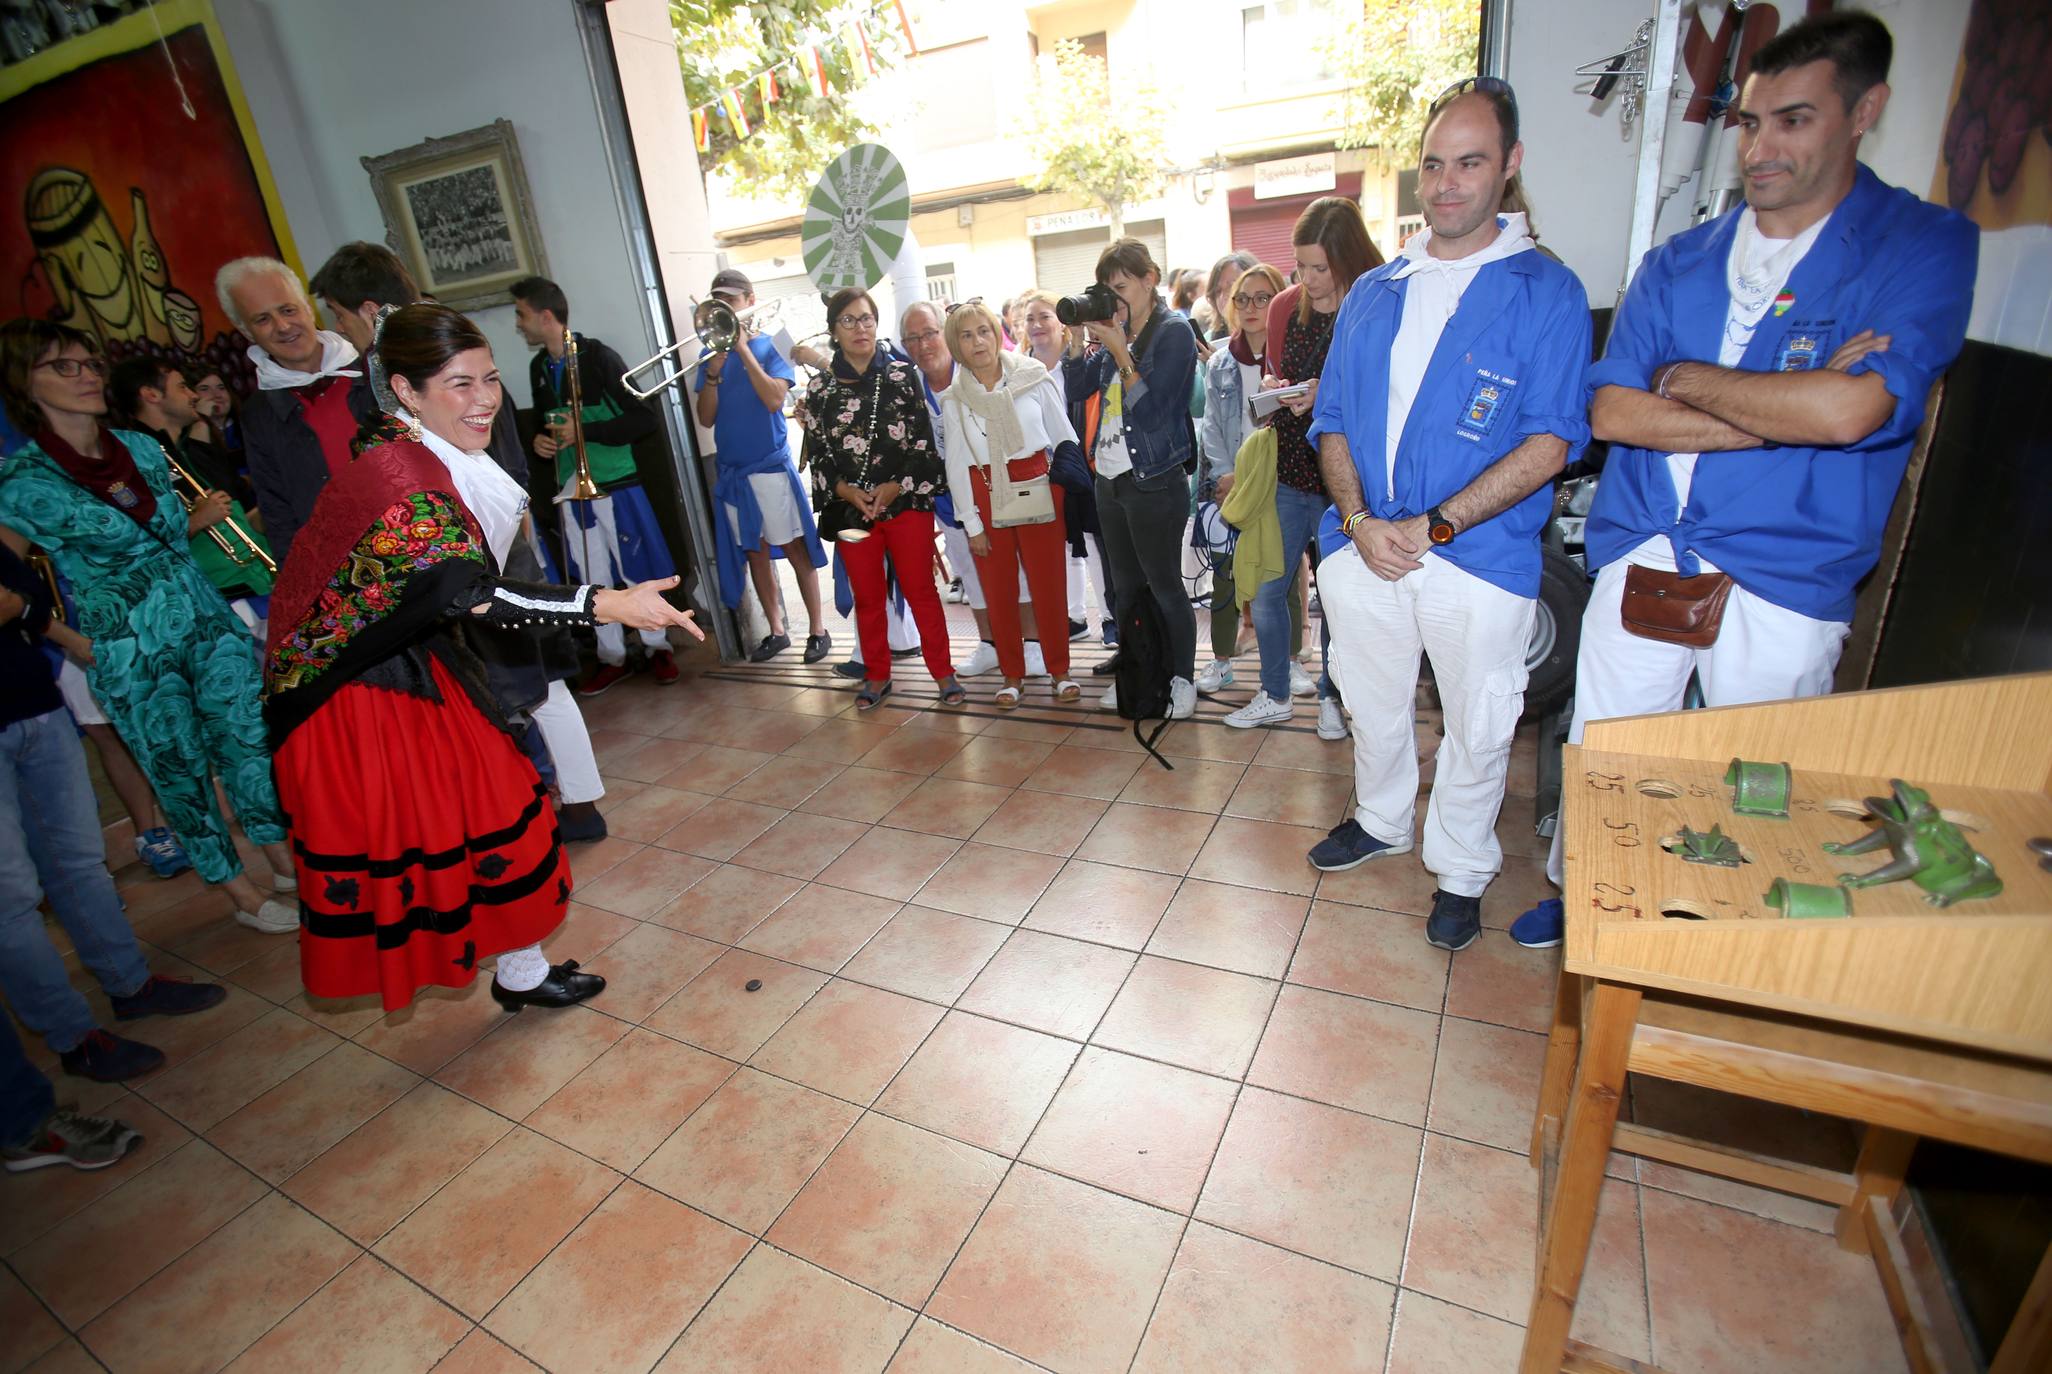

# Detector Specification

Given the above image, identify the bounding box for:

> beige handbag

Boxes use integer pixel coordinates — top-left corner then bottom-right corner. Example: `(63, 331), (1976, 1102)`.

(988, 450), (1056, 528)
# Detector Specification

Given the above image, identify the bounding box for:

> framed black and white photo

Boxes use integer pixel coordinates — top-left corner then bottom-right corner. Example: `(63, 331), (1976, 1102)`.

(362, 119), (548, 312)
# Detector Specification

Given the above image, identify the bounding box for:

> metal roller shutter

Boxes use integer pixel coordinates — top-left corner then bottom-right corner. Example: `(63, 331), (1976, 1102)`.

(1230, 204), (1299, 273)
(1031, 219), (1168, 292)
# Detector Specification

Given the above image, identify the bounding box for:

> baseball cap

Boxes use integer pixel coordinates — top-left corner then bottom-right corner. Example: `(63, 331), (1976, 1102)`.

(709, 268), (753, 296)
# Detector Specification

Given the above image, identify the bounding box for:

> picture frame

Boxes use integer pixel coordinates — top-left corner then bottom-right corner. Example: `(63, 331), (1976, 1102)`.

(362, 118), (548, 312)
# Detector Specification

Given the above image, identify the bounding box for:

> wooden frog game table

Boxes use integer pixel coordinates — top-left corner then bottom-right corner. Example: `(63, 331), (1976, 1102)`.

(1519, 673), (2052, 1374)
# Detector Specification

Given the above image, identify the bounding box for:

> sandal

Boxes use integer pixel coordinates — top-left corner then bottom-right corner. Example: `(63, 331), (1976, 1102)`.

(939, 676), (969, 707)
(994, 683), (1022, 710)
(1055, 679), (1081, 703)
(855, 680), (893, 712)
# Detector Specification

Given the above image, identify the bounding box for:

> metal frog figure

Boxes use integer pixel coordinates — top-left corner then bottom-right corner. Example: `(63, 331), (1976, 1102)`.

(1823, 780), (2003, 908)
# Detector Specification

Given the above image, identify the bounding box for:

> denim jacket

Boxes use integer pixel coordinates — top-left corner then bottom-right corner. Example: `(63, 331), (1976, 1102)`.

(1198, 343), (1253, 500)
(1079, 298), (1198, 485)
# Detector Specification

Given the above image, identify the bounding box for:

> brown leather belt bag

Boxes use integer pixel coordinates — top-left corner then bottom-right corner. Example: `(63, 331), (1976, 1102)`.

(1620, 564), (1734, 647)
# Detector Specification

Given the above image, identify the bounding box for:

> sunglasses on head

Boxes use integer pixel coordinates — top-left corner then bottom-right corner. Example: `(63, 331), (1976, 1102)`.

(1428, 74), (1518, 120)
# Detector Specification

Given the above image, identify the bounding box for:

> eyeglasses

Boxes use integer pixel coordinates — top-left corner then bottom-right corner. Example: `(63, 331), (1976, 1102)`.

(836, 313), (877, 330)
(1231, 291), (1276, 310)
(35, 357), (108, 378)
(1428, 74), (1518, 120)
(903, 329), (942, 346)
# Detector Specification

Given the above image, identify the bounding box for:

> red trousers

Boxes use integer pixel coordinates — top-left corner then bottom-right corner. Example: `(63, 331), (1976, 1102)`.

(969, 465), (1070, 680)
(842, 508), (954, 682)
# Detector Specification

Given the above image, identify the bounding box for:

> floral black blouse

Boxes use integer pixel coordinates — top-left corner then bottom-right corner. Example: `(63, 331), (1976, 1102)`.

(797, 353), (946, 540)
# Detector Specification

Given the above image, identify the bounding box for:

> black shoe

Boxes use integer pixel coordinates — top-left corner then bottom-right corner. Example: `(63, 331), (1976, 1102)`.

(833, 659), (866, 679)
(891, 646), (920, 660)
(749, 633), (791, 663)
(1068, 618), (1088, 640)
(110, 974), (227, 1021)
(557, 800), (608, 845)
(1092, 649), (1123, 677)
(59, 1029), (165, 1083)
(490, 960), (606, 1011)
(1425, 890), (1483, 952)
(1306, 819), (1414, 872)
(803, 632), (833, 664)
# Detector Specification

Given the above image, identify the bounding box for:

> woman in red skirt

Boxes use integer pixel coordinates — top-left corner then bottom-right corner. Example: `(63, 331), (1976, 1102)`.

(263, 305), (698, 1012)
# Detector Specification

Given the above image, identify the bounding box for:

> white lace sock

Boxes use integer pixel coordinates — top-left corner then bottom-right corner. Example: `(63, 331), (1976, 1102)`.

(493, 943), (551, 991)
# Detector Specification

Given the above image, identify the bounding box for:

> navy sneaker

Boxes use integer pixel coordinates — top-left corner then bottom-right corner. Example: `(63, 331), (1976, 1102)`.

(1510, 897), (1564, 949)
(1306, 818), (1413, 872)
(110, 975), (227, 1021)
(59, 1030), (165, 1083)
(1426, 890), (1483, 952)
(833, 660), (866, 679)
(1101, 617), (1119, 647)
(133, 827), (191, 878)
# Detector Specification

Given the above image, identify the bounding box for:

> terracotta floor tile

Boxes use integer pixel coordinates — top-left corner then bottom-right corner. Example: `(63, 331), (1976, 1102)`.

(748, 978), (943, 1104)
(486, 1181), (752, 1374)
(654, 1245), (913, 1374)
(737, 883), (903, 972)
(633, 1068), (859, 1233)
(287, 991), (388, 1041)
(1155, 720), (1265, 764)
(135, 1006), (340, 1131)
(0, 1093), (192, 1257)
(432, 1330), (542, 1374)
(816, 826), (961, 901)
(1427, 1015), (1549, 1152)
(1315, 849), (1441, 918)
(929, 1164), (1182, 1374)
(434, 1003), (629, 1119)
(525, 1027), (734, 1171)
(1188, 814), (1328, 897)
(728, 810), (871, 880)
(1195, 1087), (1420, 1280)
(1022, 1047), (1237, 1213)
(769, 1113), (1007, 1306)
(1, 1267), (65, 1371)
(600, 784), (717, 843)
(1641, 1187), (1907, 1374)
(1132, 1221), (1396, 1374)
(580, 922), (724, 1021)
(885, 1319), (1041, 1373)
(350, 980), (504, 1076)
(373, 1127), (618, 1318)
(592, 776), (649, 815)
(1444, 930), (1559, 1034)
(653, 744), (773, 794)
(840, 905), (1011, 1002)
(80, 1192), (355, 1374)
(979, 712), (1079, 744)
(876, 1010), (1081, 1155)
(1019, 744), (1145, 802)
(539, 901), (640, 965)
(1248, 984), (1439, 1125)
(724, 754), (840, 810)
(1224, 764), (1357, 829)
(797, 765), (928, 823)
(1249, 727), (1356, 775)
(1073, 801), (1216, 874)
(1022, 860), (1181, 950)
(956, 929), (1136, 1041)
(783, 717), (904, 766)
(879, 776), (1014, 839)
(1115, 756), (1247, 813)
(643, 949), (826, 1060)
(1093, 956), (1278, 1078)
(607, 736), (707, 784)
(1385, 1288), (1525, 1374)
(700, 707), (823, 755)
(856, 726), (969, 776)
(1144, 879), (1309, 979)
(646, 863), (803, 943)
(656, 796), (788, 863)
(935, 734), (1060, 788)
(588, 727), (655, 772)
(909, 842), (1065, 924)
(573, 845), (720, 919)
(221, 1253), (468, 1374)
(1630, 1078), (1855, 1232)
(170, 916), (290, 979)
(1288, 899), (1450, 1013)
(970, 789), (1108, 858)
(284, 1083), (513, 1245)
(222, 939), (310, 1005)
(566, 835), (641, 886)
(208, 1041), (418, 1183)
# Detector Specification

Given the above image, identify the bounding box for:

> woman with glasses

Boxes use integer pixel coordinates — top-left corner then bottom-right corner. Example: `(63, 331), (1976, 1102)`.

(0, 319), (298, 935)
(798, 287), (964, 711)
(1198, 252), (1260, 342)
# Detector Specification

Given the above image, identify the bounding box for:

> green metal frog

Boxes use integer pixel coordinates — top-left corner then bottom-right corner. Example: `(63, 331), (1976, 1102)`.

(1822, 780), (2004, 908)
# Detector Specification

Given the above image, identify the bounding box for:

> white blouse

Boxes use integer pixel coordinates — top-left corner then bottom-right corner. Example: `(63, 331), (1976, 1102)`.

(940, 377), (1078, 537)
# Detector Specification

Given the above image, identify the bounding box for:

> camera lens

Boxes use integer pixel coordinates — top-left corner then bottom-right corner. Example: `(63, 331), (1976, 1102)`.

(1055, 286), (1117, 327)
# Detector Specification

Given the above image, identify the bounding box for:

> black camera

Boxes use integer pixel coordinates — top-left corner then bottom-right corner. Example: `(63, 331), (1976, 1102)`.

(1055, 283), (1119, 327)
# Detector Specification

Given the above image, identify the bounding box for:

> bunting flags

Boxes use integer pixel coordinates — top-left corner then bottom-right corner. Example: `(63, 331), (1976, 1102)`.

(691, 107), (708, 151)
(758, 69), (779, 105)
(688, 0), (912, 149)
(850, 21), (877, 77)
(890, 0), (917, 55)
(720, 87), (750, 136)
(799, 45), (829, 97)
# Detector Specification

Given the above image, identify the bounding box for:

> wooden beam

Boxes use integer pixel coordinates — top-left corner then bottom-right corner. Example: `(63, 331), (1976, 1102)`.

(1836, 1126), (1917, 1256)
(1611, 1122), (1854, 1205)
(1563, 1342), (1673, 1374)
(1990, 1240), (2052, 1374)
(1863, 1196), (1961, 1374)
(1534, 972), (1587, 1164)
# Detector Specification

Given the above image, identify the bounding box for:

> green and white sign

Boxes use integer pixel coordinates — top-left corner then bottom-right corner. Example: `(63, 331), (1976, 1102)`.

(801, 143), (910, 292)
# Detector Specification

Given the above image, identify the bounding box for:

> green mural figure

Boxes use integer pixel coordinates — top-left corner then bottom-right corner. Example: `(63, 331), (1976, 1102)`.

(1824, 780), (2004, 908)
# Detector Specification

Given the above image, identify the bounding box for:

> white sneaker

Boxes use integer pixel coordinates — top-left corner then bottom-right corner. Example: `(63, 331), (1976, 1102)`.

(1023, 641), (1047, 678)
(1318, 697), (1348, 740)
(1223, 690), (1295, 729)
(1167, 677), (1197, 720)
(1100, 682), (1119, 712)
(1193, 659), (1234, 693)
(959, 641), (1000, 677)
(1288, 661), (1316, 697)
(235, 898), (299, 934)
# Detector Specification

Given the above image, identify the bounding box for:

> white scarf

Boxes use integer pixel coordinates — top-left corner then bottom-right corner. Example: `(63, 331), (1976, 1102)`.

(403, 408), (529, 568)
(952, 351), (1051, 461)
(248, 330), (362, 391)
(1388, 211), (1535, 289)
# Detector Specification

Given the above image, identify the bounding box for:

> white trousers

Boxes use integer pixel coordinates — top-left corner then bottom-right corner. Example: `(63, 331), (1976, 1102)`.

(531, 680), (605, 804)
(1323, 546), (1536, 898)
(941, 521), (985, 609)
(562, 495), (668, 665)
(1068, 534), (1112, 623)
(1544, 558), (1850, 883)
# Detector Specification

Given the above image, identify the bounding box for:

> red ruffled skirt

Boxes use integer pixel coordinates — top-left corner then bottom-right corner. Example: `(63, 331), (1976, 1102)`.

(274, 656), (570, 1011)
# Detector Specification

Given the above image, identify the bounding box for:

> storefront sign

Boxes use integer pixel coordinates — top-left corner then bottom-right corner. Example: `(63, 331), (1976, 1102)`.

(1254, 151), (1336, 201)
(1027, 207), (1110, 236)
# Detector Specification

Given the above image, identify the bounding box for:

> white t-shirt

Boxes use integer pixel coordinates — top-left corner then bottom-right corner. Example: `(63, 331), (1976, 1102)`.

(1627, 207), (1830, 572)
(941, 377), (1079, 536)
(1094, 378), (1133, 479)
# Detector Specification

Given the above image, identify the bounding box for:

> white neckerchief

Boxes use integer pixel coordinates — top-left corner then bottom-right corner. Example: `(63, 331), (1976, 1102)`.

(248, 330), (362, 391)
(1388, 212), (1535, 292)
(404, 407), (528, 567)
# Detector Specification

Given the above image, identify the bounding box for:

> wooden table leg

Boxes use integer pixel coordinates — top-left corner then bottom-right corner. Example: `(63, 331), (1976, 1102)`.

(1522, 980), (1641, 1374)
(1836, 1126), (1917, 1256)
(1989, 1240), (2052, 1374)
(1532, 971), (1589, 1164)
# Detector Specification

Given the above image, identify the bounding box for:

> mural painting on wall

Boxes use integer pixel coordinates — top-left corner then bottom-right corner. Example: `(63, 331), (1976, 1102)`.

(0, 3), (298, 402)
(1934, 0), (2052, 229)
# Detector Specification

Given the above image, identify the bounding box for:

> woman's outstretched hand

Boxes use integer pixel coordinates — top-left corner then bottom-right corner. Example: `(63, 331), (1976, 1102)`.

(593, 577), (705, 639)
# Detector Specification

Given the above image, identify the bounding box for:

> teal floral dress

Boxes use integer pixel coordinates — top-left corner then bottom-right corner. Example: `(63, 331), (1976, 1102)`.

(0, 429), (282, 884)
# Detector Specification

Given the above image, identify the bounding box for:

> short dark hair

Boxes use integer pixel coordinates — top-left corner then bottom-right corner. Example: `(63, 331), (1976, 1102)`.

(1094, 238), (1159, 288)
(509, 275), (570, 325)
(377, 303), (493, 394)
(1750, 11), (1891, 110)
(108, 356), (172, 418)
(825, 286), (879, 342)
(0, 317), (98, 432)
(308, 241), (419, 313)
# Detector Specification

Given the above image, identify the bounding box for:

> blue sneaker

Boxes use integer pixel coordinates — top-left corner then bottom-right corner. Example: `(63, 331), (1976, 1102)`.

(1306, 818), (1414, 872)
(133, 827), (191, 878)
(1100, 617), (1119, 647)
(1510, 897), (1564, 949)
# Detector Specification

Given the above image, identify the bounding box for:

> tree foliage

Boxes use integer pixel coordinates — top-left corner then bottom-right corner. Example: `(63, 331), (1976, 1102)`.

(670, 0), (905, 200)
(1326, 0), (1480, 166)
(1022, 39), (1168, 236)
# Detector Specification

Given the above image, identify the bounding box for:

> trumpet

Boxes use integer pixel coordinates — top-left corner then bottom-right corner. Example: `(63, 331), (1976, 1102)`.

(621, 296), (784, 399)
(164, 450), (275, 573)
(559, 329), (602, 502)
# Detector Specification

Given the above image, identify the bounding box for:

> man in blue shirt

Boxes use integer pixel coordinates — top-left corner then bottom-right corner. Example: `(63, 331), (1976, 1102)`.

(693, 269), (829, 664)
(1304, 78), (1592, 954)
(1512, 12), (1978, 949)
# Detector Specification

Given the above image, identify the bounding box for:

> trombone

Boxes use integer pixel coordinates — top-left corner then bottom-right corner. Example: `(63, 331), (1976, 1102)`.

(559, 330), (602, 502)
(621, 296), (784, 399)
(164, 450), (275, 573)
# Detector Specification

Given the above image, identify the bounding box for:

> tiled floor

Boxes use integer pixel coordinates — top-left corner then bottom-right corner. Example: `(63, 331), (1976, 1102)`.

(3, 605), (1913, 1374)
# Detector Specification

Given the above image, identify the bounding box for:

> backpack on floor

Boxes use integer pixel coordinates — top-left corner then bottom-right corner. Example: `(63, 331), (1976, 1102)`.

(1114, 593), (1176, 771)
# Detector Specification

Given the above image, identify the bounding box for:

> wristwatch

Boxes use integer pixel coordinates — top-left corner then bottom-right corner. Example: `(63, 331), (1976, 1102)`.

(1425, 505), (1457, 545)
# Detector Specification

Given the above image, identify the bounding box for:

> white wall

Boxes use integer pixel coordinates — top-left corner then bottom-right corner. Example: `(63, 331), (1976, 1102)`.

(211, 0), (655, 406)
